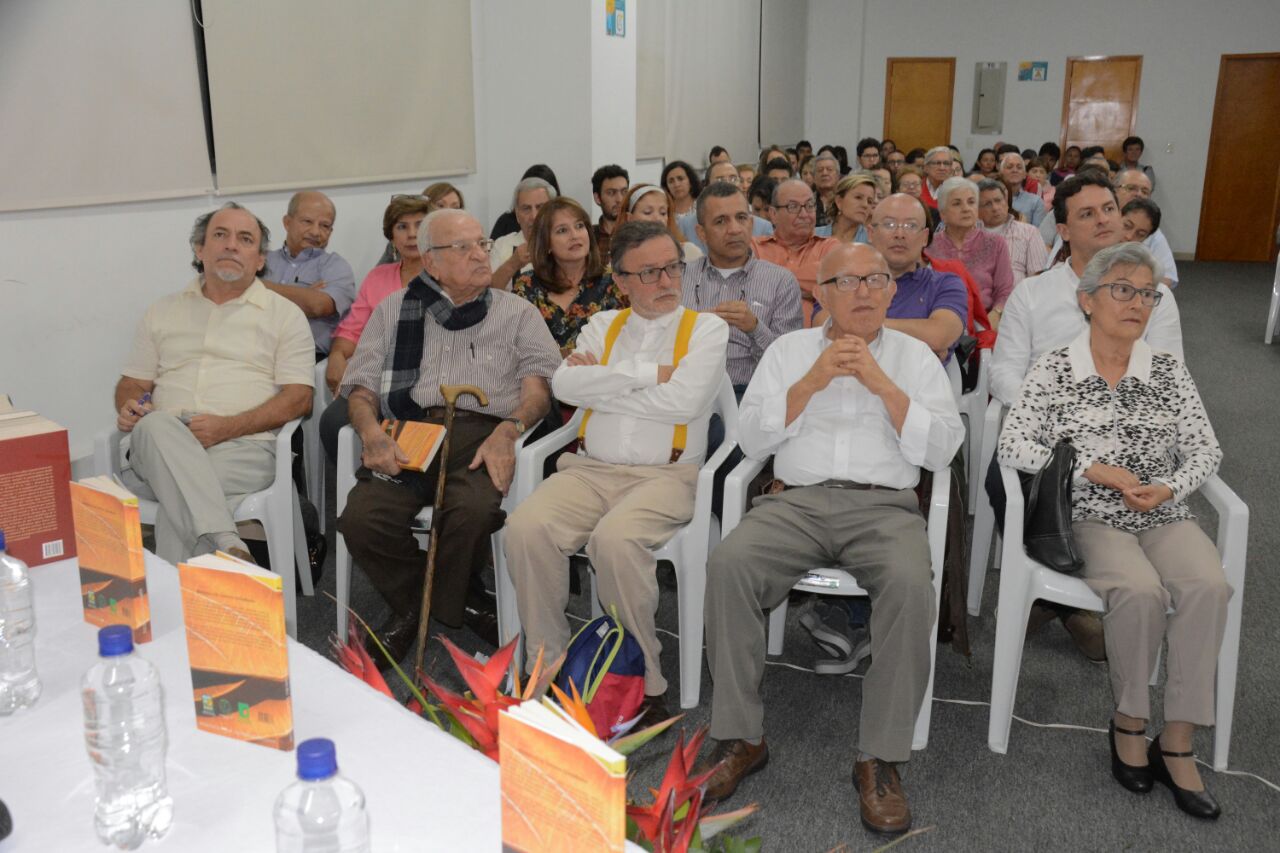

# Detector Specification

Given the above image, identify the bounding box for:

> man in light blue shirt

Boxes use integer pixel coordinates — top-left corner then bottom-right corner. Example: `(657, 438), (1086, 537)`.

(677, 160), (772, 253)
(998, 152), (1046, 228)
(262, 191), (357, 358)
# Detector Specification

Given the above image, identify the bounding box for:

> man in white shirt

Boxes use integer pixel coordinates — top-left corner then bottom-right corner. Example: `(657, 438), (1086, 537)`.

(694, 243), (962, 835)
(489, 177), (556, 290)
(1115, 169), (1177, 287)
(114, 203), (315, 564)
(504, 220), (729, 725)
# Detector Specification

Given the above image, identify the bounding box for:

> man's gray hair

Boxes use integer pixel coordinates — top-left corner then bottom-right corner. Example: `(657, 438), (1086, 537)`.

(936, 176), (977, 209)
(696, 180), (745, 225)
(511, 177), (557, 211)
(417, 208), (477, 256)
(977, 178), (1008, 199)
(704, 160), (739, 183)
(771, 177), (812, 206)
(998, 150), (1025, 168)
(925, 146), (953, 164)
(1078, 242), (1164, 295)
(189, 201), (270, 272)
(609, 220), (683, 272)
(1114, 167), (1150, 187)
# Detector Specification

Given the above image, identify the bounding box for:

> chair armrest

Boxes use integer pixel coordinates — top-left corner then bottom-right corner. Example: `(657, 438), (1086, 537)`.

(721, 454), (769, 538)
(273, 418), (302, 489)
(94, 430), (126, 477)
(928, 466), (950, 526)
(975, 347), (990, 399)
(314, 359), (333, 410)
(1198, 474), (1249, 584)
(336, 425), (362, 517)
(514, 409), (585, 503)
(999, 465), (1025, 549)
(690, 438), (739, 527)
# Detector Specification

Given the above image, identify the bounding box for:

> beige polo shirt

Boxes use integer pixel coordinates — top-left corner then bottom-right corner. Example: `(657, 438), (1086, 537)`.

(122, 278), (315, 440)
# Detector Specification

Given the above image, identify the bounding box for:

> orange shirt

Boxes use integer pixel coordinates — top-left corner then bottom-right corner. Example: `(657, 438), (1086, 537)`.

(751, 234), (838, 327)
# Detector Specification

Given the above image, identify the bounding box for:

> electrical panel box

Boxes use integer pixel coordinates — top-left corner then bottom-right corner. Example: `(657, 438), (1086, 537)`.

(972, 62), (1007, 134)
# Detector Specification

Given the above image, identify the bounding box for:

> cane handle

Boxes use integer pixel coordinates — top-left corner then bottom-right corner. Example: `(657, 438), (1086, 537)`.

(440, 384), (488, 408)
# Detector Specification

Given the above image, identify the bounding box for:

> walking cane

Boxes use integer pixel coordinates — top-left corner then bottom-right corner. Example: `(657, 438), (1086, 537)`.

(413, 384), (489, 679)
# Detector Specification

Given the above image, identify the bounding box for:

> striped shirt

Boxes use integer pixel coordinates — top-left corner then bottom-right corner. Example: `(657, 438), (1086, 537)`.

(985, 217), (1050, 286)
(339, 286), (561, 418)
(680, 253), (803, 387)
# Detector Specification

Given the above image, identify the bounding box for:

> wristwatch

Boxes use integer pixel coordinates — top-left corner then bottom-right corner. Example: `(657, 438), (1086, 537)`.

(503, 417), (527, 435)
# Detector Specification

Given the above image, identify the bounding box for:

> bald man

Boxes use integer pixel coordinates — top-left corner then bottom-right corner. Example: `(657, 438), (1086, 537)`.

(263, 190), (357, 359)
(695, 243), (963, 834)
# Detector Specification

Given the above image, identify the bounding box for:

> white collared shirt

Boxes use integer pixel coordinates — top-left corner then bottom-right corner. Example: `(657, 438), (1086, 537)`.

(552, 308), (729, 466)
(989, 262), (1183, 405)
(739, 326), (964, 489)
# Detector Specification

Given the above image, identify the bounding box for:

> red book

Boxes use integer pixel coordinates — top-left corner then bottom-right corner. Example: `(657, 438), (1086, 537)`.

(0, 408), (76, 567)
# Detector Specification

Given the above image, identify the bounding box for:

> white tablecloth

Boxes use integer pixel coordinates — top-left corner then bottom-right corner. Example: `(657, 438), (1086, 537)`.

(0, 554), (503, 851)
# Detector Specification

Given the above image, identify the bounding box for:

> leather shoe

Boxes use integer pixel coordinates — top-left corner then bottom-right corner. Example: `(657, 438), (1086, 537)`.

(636, 693), (671, 730)
(1109, 720), (1153, 793)
(852, 758), (912, 835)
(1149, 736), (1221, 820)
(365, 611), (420, 672)
(695, 738), (769, 803)
(1060, 609), (1107, 662)
(463, 598), (500, 647)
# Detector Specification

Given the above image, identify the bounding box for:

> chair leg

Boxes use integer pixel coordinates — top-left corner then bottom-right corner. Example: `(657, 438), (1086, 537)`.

(1264, 275), (1280, 344)
(766, 599), (787, 657)
(987, 554), (1035, 754)
(263, 496), (298, 640)
(335, 533), (352, 639)
(674, 557), (706, 711)
(303, 420), (324, 534)
(588, 568), (603, 621)
(968, 489), (995, 617)
(293, 495), (313, 598)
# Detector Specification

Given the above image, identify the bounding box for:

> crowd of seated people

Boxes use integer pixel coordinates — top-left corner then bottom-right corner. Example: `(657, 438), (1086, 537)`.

(115, 129), (1233, 836)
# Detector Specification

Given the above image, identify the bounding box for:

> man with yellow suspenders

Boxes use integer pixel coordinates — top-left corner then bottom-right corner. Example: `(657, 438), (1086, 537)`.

(504, 221), (729, 725)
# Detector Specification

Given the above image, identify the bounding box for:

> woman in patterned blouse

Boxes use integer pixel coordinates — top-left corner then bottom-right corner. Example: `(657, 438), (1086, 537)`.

(512, 197), (624, 356)
(997, 243), (1228, 820)
(929, 177), (1016, 325)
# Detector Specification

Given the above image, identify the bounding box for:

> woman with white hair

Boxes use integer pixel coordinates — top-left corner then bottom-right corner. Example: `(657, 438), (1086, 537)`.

(998, 242), (1227, 820)
(927, 177), (1015, 325)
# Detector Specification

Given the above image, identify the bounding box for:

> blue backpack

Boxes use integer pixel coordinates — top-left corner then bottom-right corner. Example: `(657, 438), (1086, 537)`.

(555, 611), (646, 737)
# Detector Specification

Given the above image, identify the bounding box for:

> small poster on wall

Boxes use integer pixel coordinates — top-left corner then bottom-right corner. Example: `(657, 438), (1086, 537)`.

(607, 0), (626, 37)
(1018, 61), (1049, 82)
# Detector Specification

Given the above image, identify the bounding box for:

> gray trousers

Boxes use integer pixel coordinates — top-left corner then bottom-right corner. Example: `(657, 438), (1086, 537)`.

(1075, 519), (1231, 725)
(120, 412), (275, 564)
(705, 485), (934, 763)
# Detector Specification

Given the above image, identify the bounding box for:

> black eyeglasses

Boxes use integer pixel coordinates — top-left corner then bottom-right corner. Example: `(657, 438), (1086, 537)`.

(616, 261), (686, 284)
(772, 200), (818, 215)
(1099, 282), (1162, 306)
(427, 238), (494, 254)
(819, 273), (892, 291)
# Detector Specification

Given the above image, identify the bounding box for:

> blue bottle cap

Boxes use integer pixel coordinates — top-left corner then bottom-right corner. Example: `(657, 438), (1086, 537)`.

(0, 530), (7, 550)
(296, 738), (338, 781)
(98, 625), (134, 657)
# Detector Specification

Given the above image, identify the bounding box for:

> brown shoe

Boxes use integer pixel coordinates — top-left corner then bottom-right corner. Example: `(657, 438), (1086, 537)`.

(1025, 602), (1058, 638)
(636, 693), (671, 730)
(694, 738), (769, 803)
(1060, 609), (1107, 662)
(852, 758), (912, 835)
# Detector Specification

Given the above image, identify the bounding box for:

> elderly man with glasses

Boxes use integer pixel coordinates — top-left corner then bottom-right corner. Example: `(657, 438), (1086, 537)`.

(694, 241), (963, 835)
(752, 178), (838, 327)
(337, 209), (562, 667)
(504, 220), (729, 727)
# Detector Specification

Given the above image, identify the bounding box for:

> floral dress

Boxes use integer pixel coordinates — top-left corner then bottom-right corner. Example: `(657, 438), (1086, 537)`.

(511, 272), (627, 350)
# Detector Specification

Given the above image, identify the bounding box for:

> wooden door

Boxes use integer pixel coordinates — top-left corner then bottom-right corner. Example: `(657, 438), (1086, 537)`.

(1196, 53), (1280, 262)
(884, 58), (955, 153)
(1059, 56), (1142, 161)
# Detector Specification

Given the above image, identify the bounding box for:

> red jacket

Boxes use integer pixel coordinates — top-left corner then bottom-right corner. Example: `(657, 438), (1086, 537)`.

(925, 254), (995, 351)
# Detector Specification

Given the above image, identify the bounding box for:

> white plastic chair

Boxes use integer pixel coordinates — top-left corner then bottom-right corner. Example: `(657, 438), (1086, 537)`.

(332, 423), (532, 643)
(720, 456), (951, 751)
(93, 418), (312, 637)
(507, 375), (739, 711)
(966, 398), (1008, 616)
(1264, 251), (1280, 344)
(946, 349), (989, 510)
(987, 466), (1248, 770)
(303, 359), (333, 533)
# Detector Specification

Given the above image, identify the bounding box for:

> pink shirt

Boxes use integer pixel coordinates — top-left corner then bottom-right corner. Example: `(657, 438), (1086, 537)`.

(334, 262), (406, 344)
(928, 228), (1015, 311)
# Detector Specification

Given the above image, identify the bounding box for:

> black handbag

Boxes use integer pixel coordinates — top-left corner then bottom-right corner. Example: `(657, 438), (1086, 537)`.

(1022, 440), (1085, 573)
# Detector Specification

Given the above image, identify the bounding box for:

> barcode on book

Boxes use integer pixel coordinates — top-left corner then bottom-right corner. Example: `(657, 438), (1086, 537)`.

(42, 539), (64, 559)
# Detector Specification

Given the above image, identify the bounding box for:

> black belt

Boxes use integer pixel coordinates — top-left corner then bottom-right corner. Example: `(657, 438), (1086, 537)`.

(421, 406), (502, 423)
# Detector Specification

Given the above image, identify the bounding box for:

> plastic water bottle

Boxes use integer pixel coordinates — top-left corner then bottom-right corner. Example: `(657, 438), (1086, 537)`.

(81, 625), (173, 849)
(0, 529), (41, 715)
(274, 738), (370, 852)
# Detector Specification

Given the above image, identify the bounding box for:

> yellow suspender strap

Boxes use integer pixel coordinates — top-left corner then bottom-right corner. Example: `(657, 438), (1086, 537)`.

(578, 308), (699, 461)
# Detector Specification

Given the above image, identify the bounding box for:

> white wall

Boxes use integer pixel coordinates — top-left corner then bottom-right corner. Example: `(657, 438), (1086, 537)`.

(803, 0), (1280, 254)
(759, 0), (810, 148)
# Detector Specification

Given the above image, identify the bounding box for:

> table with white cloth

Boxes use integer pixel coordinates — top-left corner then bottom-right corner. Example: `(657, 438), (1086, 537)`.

(0, 553), (641, 852)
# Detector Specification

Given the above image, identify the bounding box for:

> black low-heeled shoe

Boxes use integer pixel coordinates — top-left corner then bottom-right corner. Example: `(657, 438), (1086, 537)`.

(1148, 736), (1221, 820)
(1109, 720), (1153, 793)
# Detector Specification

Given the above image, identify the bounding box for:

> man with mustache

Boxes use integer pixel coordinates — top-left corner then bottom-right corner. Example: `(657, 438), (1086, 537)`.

(113, 203), (315, 564)
(504, 220), (729, 727)
(262, 191), (356, 360)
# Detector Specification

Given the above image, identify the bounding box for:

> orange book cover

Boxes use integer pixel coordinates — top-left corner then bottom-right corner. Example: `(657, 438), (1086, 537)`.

(379, 419), (446, 472)
(70, 478), (151, 643)
(500, 700), (625, 853)
(177, 553), (293, 751)
(0, 410), (76, 567)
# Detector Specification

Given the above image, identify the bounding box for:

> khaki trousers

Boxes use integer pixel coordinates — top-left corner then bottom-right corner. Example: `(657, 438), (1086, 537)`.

(705, 485), (934, 763)
(1075, 519), (1231, 725)
(503, 454), (698, 696)
(120, 411), (275, 564)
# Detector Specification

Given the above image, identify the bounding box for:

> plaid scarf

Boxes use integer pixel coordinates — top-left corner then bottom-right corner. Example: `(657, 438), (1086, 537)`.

(383, 273), (491, 420)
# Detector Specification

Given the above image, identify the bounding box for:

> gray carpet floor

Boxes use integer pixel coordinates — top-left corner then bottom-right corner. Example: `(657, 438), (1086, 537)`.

(291, 259), (1280, 852)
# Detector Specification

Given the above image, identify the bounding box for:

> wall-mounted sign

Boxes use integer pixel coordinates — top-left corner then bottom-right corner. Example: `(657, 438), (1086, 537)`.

(1017, 61), (1048, 82)
(607, 0), (626, 37)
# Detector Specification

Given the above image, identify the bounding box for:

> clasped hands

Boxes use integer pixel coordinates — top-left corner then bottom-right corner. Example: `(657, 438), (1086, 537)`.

(117, 398), (236, 449)
(807, 334), (893, 396)
(1083, 463), (1173, 512)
